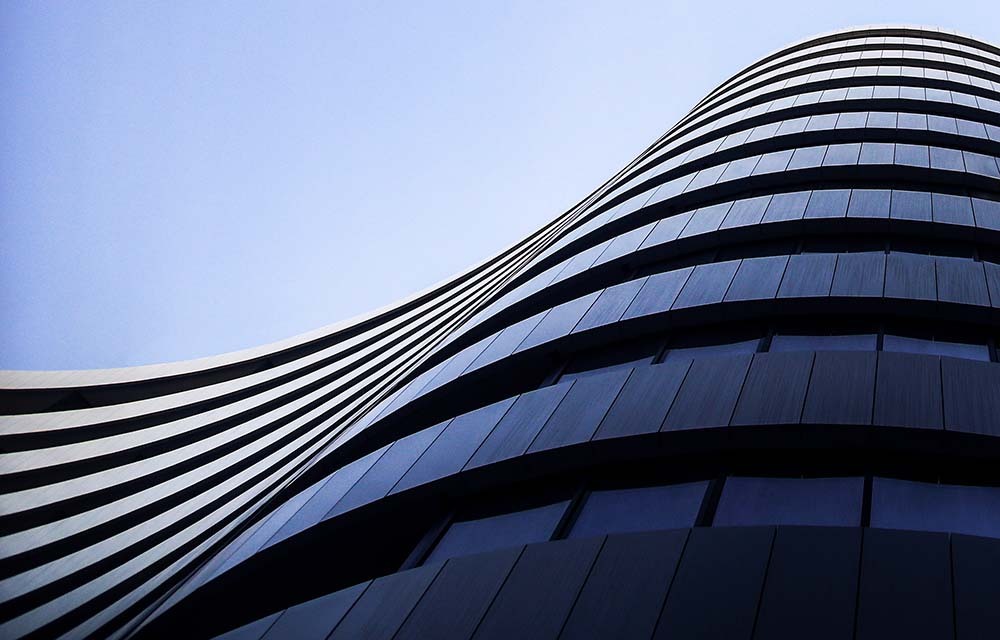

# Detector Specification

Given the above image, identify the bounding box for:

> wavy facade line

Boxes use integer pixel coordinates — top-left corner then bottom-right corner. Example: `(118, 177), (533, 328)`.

(4, 24), (1000, 639)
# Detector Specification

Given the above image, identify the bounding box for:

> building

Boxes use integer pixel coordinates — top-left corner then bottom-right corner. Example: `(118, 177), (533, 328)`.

(4, 23), (1000, 640)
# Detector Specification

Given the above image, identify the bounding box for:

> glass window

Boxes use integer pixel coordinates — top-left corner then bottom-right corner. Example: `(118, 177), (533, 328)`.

(770, 333), (877, 352)
(560, 340), (659, 383)
(859, 142), (894, 165)
(569, 482), (708, 539)
(872, 478), (1000, 539)
(932, 193), (974, 225)
(425, 500), (570, 564)
(787, 146), (827, 170)
(805, 113), (839, 131)
(883, 334), (990, 361)
(929, 147), (965, 172)
(752, 150), (793, 175)
(847, 189), (891, 217)
(822, 143), (862, 166)
(897, 112), (928, 130)
(762, 191), (811, 223)
(835, 112), (868, 129)
(927, 115), (959, 134)
(663, 338), (759, 361)
(804, 189), (851, 218)
(866, 111), (897, 128)
(890, 190), (932, 221)
(964, 152), (1000, 178)
(714, 476), (864, 526)
(894, 144), (930, 168)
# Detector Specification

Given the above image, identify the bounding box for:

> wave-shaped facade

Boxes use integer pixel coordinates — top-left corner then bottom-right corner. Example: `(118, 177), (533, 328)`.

(5, 24), (1000, 639)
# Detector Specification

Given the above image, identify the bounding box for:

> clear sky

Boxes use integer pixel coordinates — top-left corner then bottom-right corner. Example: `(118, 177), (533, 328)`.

(3, 1), (999, 370)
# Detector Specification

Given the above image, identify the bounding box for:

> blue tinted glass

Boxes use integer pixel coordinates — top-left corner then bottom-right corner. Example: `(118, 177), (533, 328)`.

(787, 146), (827, 170)
(822, 143), (862, 166)
(897, 112), (928, 130)
(805, 189), (851, 218)
(569, 482), (708, 539)
(929, 147), (965, 171)
(866, 111), (897, 128)
(859, 142), (894, 165)
(426, 501), (570, 564)
(894, 144), (930, 167)
(770, 334), (877, 352)
(964, 152), (1000, 178)
(835, 112), (868, 129)
(805, 113), (838, 131)
(664, 339), (759, 361)
(762, 191), (811, 222)
(927, 115), (958, 134)
(714, 477), (864, 526)
(872, 478), (1000, 538)
(890, 190), (932, 221)
(883, 335), (989, 361)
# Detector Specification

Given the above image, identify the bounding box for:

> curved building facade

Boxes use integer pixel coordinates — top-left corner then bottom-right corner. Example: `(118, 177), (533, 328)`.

(5, 24), (1000, 639)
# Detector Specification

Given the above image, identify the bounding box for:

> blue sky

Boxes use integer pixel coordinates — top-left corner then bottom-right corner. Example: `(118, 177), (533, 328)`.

(3, 1), (999, 370)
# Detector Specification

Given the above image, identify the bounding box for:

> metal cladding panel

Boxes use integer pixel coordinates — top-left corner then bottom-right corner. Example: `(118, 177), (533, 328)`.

(7, 25), (1000, 639)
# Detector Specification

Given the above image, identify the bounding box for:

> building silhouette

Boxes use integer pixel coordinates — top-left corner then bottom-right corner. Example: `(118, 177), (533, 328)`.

(4, 23), (1000, 639)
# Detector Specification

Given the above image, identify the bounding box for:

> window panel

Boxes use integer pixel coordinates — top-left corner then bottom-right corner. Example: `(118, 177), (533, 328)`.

(897, 112), (928, 130)
(787, 146), (828, 170)
(883, 334), (989, 361)
(894, 144), (930, 168)
(847, 189), (891, 218)
(425, 501), (570, 564)
(663, 338), (759, 362)
(805, 190), (851, 219)
(569, 482), (708, 538)
(929, 147), (965, 172)
(932, 193), (974, 226)
(715, 477), (864, 526)
(859, 142), (894, 164)
(770, 333), (877, 352)
(872, 478), (1000, 538)
(822, 143), (862, 166)
(889, 190), (932, 221)
(762, 191), (811, 223)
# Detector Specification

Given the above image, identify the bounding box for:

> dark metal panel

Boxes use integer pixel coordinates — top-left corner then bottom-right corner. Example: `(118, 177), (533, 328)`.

(260, 582), (368, 640)
(466, 383), (574, 469)
(935, 259), (990, 306)
(393, 548), (522, 640)
(671, 260), (741, 309)
(952, 534), (1000, 640)
(622, 267), (694, 320)
(471, 537), (604, 640)
(391, 398), (516, 493)
(802, 351), (876, 425)
(573, 278), (648, 333)
(715, 477), (863, 527)
(731, 352), (814, 426)
(527, 369), (632, 453)
(724, 255), (789, 301)
(327, 564), (443, 640)
(593, 361), (691, 440)
(653, 527), (774, 640)
(516, 292), (601, 352)
(941, 358), (1000, 436)
(777, 253), (837, 298)
(855, 529), (954, 640)
(884, 252), (936, 301)
(663, 354), (753, 430)
(874, 352), (943, 429)
(753, 527), (861, 640)
(326, 423), (447, 517)
(560, 530), (688, 640)
(830, 252), (885, 297)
